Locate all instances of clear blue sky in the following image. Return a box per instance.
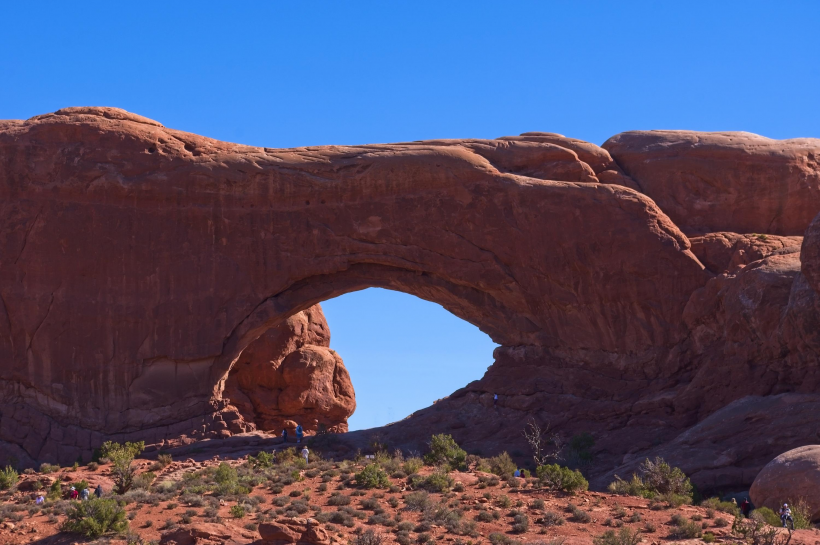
[2,2,818,430]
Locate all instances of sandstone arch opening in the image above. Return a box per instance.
[221,287,498,436]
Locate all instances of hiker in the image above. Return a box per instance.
[80,488,90,501]
[740,498,751,518]
[494,394,498,407]
[95,484,104,498]
[296,424,303,444]
[282,428,288,443]
[780,503,794,529]
[513,469,521,478]
[69,486,78,500]
[35,494,44,505]
[301,446,309,464]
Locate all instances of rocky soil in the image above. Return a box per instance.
[1,447,818,545]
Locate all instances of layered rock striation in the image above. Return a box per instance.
[2,109,820,492]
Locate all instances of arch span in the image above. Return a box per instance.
[0,108,708,468]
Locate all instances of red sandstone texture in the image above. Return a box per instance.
[2,108,820,494]
[223,304,355,434]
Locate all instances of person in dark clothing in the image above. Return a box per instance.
[740,498,751,518]
[95,485,103,498]
[282,428,288,443]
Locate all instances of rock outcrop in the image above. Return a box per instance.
[223,304,355,433]
[2,107,820,494]
[603,131,820,235]
[750,445,820,521]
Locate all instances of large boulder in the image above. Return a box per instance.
[604,131,820,235]
[223,304,355,433]
[750,445,820,521]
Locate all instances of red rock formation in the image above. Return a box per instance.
[603,131,820,235]
[223,304,355,433]
[3,107,820,495]
[750,445,820,521]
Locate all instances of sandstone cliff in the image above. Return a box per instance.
[2,108,820,493]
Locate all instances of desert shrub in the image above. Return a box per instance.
[733,516,794,545]
[355,529,384,545]
[566,503,591,523]
[668,515,700,539]
[289,489,302,497]
[39,462,59,474]
[511,513,529,533]
[249,451,275,469]
[0,466,18,490]
[214,463,238,485]
[356,464,390,489]
[424,434,467,471]
[607,457,692,503]
[714,517,729,527]
[701,497,740,517]
[593,527,641,545]
[703,531,716,543]
[487,452,517,479]
[496,495,512,508]
[488,533,522,545]
[404,491,431,512]
[61,498,129,538]
[541,510,565,527]
[751,507,780,527]
[98,441,145,494]
[230,504,246,519]
[417,469,454,493]
[328,493,352,506]
[157,453,172,467]
[531,499,545,510]
[475,510,494,523]
[788,498,813,529]
[536,464,588,494]
[132,471,156,490]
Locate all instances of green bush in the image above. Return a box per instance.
[230,504,246,518]
[607,457,692,502]
[750,506,780,526]
[214,462,238,485]
[39,462,59,474]
[424,434,466,471]
[355,464,390,489]
[61,498,129,538]
[789,498,813,529]
[593,527,642,545]
[487,452,517,479]
[411,469,454,493]
[668,515,700,539]
[250,451,275,468]
[701,497,739,517]
[0,466,18,490]
[536,464,588,494]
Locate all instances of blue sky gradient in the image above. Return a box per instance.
[2,1,818,429]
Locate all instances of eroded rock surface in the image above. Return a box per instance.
[3,107,820,494]
[750,445,820,521]
[604,131,820,235]
[223,304,355,433]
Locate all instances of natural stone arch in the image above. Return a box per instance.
[0,107,709,467]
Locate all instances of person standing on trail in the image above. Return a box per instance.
[780,503,794,529]
[69,486,77,500]
[740,498,751,518]
[296,424,304,444]
[301,446,309,464]
[282,428,288,443]
[95,484,104,498]
[80,487,89,501]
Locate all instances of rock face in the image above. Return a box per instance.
[603,131,820,235]
[750,446,820,521]
[2,107,820,494]
[223,304,355,433]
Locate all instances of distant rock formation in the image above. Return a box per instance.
[751,445,820,521]
[223,304,355,434]
[2,108,820,494]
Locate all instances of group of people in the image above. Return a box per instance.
[734,497,795,530]
[281,423,305,444]
[67,484,103,501]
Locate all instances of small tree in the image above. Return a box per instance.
[99,441,145,494]
[355,463,390,489]
[424,434,467,471]
[523,418,563,466]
